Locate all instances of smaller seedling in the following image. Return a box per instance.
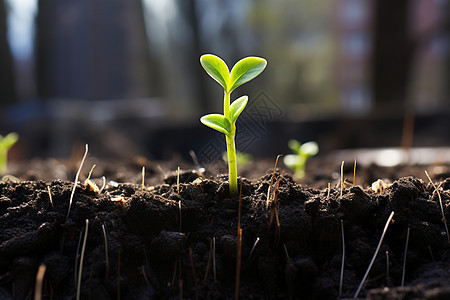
[222,150,252,167]
[283,140,318,179]
[0,132,19,173]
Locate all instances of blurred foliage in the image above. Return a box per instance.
[247,0,338,119]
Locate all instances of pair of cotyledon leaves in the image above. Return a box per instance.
[200,54,267,137]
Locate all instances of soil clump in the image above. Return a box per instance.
[0,158,449,299]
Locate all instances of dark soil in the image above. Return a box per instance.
[1,157,450,299]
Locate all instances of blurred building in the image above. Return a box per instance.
[1,0,450,159]
[333,0,373,115]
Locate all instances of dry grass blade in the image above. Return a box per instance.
[77,219,89,300]
[326,183,331,202]
[102,224,109,279]
[141,266,151,287]
[34,264,47,300]
[266,155,281,210]
[213,237,217,282]
[340,161,344,197]
[67,144,88,221]
[177,166,180,194]
[386,251,390,286]
[178,200,182,232]
[425,171,450,244]
[204,238,213,280]
[354,211,395,299]
[141,166,145,192]
[99,176,106,194]
[401,227,410,286]
[268,178,282,228]
[248,237,260,260]
[339,220,345,299]
[46,185,53,209]
[117,250,121,300]
[87,164,96,180]
[267,178,282,246]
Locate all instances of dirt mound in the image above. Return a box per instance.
[0,166,449,299]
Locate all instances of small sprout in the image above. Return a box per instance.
[283,140,318,179]
[84,164,99,193]
[200,54,267,196]
[371,179,391,194]
[222,151,253,167]
[0,132,19,174]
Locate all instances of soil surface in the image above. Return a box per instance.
[1,157,450,299]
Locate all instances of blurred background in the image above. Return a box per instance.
[1,0,450,163]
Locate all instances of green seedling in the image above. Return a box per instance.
[222,151,253,167]
[0,132,19,174]
[200,54,267,195]
[283,140,318,179]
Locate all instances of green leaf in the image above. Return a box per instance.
[283,154,300,169]
[200,54,230,91]
[200,114,232,136]
[300,141,319,157]
[229,95,248,123]
[229,56,267,93]
[0,133,19,150]
[288,139,301,153]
